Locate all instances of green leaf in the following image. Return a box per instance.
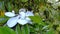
[24,24,30,34]
[21,24,30,34]
[21,26,25,34]
[0,26,16,34]
[0,1,5,10]
[16,24,22,34]
[7,2,12,12]
[46,29,55,34]
[29,16,43,24]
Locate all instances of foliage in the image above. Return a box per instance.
[0,0,60,34]
[0,26,16,34]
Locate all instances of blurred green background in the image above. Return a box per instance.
[0,0,60,34]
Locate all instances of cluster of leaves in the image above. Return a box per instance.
[0,0,60,34]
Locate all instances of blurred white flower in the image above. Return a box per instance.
[47,0,59,3]
[6,8,34,28]
[52,2,60,9]
[5,10,15,17]
[18,8,34,25]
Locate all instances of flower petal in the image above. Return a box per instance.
[19,8,26,12]
[7,16,19,28]
[19,12,26,19]
[26,17,32,24]
[26,17,31,20]
[26,11,34,16]
[5,12,15,17]
[17,19,28,25]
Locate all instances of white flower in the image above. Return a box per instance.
[47,0,59,3]
[6,8,34,28]
[5,10,15,17]
[52,2,60,9]
[17,9,28,25]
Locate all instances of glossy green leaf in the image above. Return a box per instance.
[0,26,16,34]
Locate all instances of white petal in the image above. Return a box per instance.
[26,17,31,21]
[26,11,34,16]
[19,8,26,12]
[17,19,28,25]
[7,16,19,28]
[26,17,32,24]
[19,12,26,19]
[5,12,15,17]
